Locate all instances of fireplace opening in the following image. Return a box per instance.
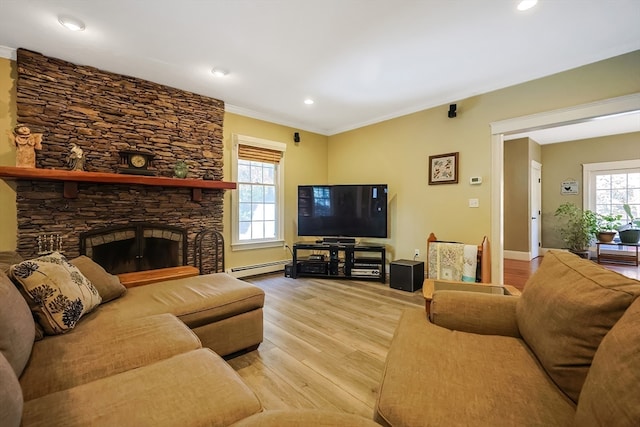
[80,223,187,274]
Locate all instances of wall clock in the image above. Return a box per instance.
[118,150,156,176]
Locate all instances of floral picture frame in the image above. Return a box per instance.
[428,152,458,185]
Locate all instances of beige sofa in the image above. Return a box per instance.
[375,250,640,426]
[1,252,381,426]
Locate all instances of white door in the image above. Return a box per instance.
[530,161,542,259]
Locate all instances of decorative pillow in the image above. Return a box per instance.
[9,252,101,335]
[516,250,640,403]
[70,256,126,303]
[575,297,640,426]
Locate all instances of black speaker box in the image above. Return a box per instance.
[389,260,424,292]
[284,263,294,277]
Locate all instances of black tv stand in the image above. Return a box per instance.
[291,241,386,283]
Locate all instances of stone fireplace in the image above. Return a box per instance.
[80,223,187,274]
[13,49,228,275]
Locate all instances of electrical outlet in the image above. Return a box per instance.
[414,249,420,257]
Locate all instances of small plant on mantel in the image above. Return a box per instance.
[554,202,598,256]
[595,213,622,243]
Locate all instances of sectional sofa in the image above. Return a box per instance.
[0,251,378,426]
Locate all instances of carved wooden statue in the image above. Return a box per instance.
[67,143,85,171]
[8,125,43,168]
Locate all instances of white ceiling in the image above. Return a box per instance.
[0,0,639,136]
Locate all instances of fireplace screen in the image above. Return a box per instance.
[80,223,187,274]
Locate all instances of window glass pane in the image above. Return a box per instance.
[238,184,252,202]
[239,221,251,240]
[251,164,263,183]
[596,190,611,206]
[611,174,627,189]
[264,203,275,220]
[252,222,264,239]
[239,203,253,221]
[238,163,251,183]
[252,185,264,203]
[264,221,275,238]
[252,203,265,221]
[628,173,640,188]
[612,189,627,204]
[263,165,275,184]
[264,186,275,203]
[629,189,640,204]
[596,175,610,189]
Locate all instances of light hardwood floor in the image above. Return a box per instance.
[228,275,424,417]
[229,258,639,417]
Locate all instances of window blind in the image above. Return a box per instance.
[238,145,282,164]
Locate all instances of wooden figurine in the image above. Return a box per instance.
[67,143,85,171]
[8,124,43,168]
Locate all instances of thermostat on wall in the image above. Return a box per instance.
[470,176,482,185]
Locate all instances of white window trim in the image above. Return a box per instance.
[231,134,286,251]
[583,159,640,210]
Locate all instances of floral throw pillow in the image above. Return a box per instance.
[9,252,101,335]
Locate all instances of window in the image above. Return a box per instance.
[584,160,640,221]
[231,134,286,250]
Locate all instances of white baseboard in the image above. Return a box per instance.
[504,250,532,261]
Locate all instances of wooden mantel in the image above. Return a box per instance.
[0,166,236,201]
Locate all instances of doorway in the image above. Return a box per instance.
[490,93,640,284]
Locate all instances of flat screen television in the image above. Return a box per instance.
[297,184,388,238]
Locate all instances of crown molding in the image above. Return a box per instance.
[0,46,17,60]
[225,103,329,136]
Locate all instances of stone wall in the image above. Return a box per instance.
[14,49,227,273]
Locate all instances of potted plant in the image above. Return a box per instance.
[618,204,640,244]
[554,202,598,258]
[595,213,622,243]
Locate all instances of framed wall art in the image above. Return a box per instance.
[428,152,458,185]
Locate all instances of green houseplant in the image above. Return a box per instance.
[554,202,597,257]
[595,213,622,243]
[618,204,640,244]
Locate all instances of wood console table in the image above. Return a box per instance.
[596,242,639,266]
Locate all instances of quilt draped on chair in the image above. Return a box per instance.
[428,242,478,282]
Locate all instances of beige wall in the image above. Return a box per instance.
[504,138,530,252]
[541,131,640,249]
[222,113,328,268]
[328,50,640,262]
[0,58,17,251]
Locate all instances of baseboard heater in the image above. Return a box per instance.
[227,260,289,278]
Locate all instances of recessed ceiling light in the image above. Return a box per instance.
[517,0,538,11]
[304,98,314,105]
[58,15,86,31]
[211,68,228,77]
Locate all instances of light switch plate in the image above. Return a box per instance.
[469,198,479,208]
